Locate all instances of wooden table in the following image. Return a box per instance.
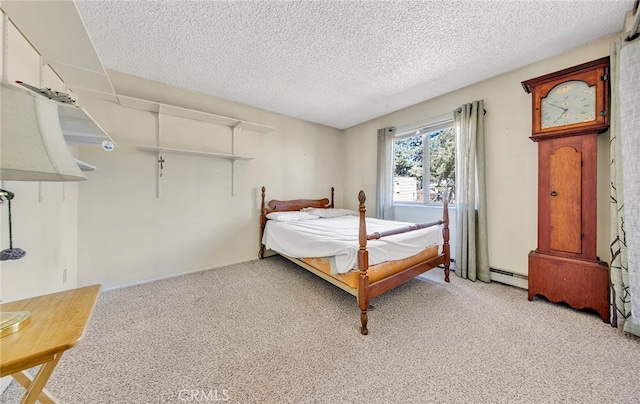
[0,285,101,404]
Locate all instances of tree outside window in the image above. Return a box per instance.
[393,126,455,204]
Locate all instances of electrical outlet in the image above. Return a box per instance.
[62,268,67,284]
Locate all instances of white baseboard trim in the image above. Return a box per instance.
[99,259,530,292]
[490,270,529,289]
[100,258,256,292]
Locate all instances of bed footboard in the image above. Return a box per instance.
[357,191,370,335]
[356,190,450,335]
[259,186,450,335]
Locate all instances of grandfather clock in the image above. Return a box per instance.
[522,57,609,322]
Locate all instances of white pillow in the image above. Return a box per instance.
[266,211,320,221]
[301,208,358,218]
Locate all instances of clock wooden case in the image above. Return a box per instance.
[523,57,609,140]
[522,57,609,322]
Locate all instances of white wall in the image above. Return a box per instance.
[76,72,343,290]
[342,37,614,279]
[0,15,80,303]
[0,7,342,294]
[1,5,619,297]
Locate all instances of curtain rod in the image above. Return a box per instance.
[454,107,487,115]
[394,111,454,135]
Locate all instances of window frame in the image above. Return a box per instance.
[392,119,454,207]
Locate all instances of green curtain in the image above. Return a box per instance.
[376,127,396,220]
[453,100,490,282]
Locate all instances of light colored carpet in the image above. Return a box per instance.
[2,256,639,403]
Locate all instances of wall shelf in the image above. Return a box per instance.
[121,95,272,197]
[136,145,253,161]
[118,95,274,133]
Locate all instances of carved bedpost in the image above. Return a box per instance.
[259,186,267,259]
[442,193,451,283]
[357,190,370,335]
[330,187,335,208]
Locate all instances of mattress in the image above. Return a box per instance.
[263,216,444,274]
[299,245,441,289]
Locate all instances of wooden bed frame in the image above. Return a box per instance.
[259,186,450,335]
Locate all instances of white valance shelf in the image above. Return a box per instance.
[74,158,97,172]
[59,103,117,147]
[58,103,117,173]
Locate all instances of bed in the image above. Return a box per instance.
[259,186,450,335]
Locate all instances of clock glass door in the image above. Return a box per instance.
[549,146,582,254]
[541,80,596,129]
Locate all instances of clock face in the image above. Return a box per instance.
[541,80,596,129]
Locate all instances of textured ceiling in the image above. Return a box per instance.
[75,0,633,129]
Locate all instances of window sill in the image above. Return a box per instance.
[393,202,456,210]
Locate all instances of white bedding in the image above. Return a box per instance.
[263,216,444,274]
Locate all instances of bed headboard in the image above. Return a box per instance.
[261,186,334,213]
[259,186,334,258]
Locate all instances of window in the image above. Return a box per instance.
[393,121,455,205]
